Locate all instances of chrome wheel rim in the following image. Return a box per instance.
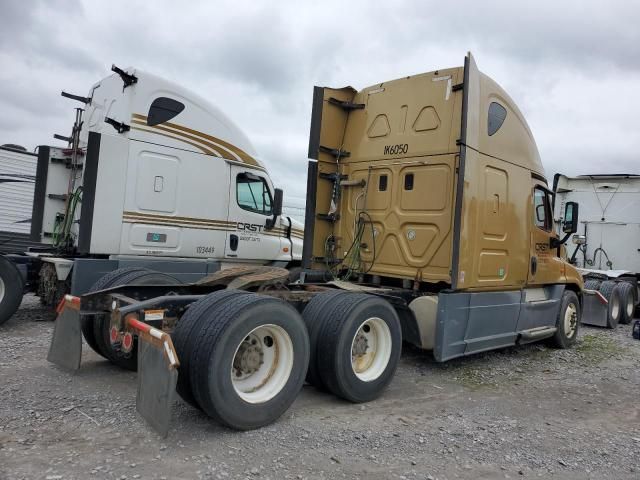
[0,276,5,304]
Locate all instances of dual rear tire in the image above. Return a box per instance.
[173,291,309,430]
[171,289,402,429]
[302,291,402,403]
[82,267,181,370]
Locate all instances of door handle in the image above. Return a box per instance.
[230,234,239,252]
[531,256,538,276]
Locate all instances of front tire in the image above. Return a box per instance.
[551,290,580,348]
[0,257,24,326]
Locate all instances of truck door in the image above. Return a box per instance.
[528,183,564,285]
[226,165,282,261]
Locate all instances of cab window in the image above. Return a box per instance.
[237,173,272,215]
[533,187,552,231]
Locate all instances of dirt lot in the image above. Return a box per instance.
[1,295,639,480]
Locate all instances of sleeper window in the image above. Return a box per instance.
[147,97,185,126]
[237,173,273,215]
[488,102,507,136]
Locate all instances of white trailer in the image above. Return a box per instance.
[0,145,38,252]
[0,65,303,328]
[553,173,640,326]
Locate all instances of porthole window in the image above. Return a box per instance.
[488,102,507,136]
[379,174,388,192]
[147,97,185,126]
[404,173,414,191]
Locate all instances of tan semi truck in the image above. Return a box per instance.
[49,53,594,437]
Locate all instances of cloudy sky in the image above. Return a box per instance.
[1,0,639,207]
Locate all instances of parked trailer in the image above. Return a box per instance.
[0,65,304,329]
[0,145,39,252]
[49,53,604,437]
[553,173,639,327]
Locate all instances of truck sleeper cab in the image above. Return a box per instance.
[48,54,586,437]
[304,52,584,360]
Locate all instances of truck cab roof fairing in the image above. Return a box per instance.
[81,68,264,169]
[464,53,545,179]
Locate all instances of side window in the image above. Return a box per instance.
[236,173,273,215]
[488,102,507,136]
[147,97,185,126]
[533,187,552,231]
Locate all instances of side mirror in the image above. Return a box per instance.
[562,201,579,234]
[265,188,283,230]
[272,188,283,217]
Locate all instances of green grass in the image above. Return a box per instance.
[575,333,627,365]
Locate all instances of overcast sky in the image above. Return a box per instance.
[1,0,639,206]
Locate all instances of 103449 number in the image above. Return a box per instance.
[196,246,215,254]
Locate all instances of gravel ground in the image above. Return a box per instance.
[1,294,639,480]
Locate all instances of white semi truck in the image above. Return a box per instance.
[0,66,304,334]
[553,173,639,327]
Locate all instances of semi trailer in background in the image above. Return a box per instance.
[0,65,304,327]
[554,173,639,327]
[49,53,606,437]
[0,145,38,252]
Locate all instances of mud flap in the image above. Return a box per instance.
[581,289,608,327]
[47,296,82,370]
[136,340,178,438]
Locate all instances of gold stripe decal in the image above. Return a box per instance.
[122,212,296,238]
[131,114,258,166]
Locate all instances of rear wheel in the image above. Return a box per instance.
[617,282,636,324]
[599,281,622,329]
[188,292,309,430]
[315,294,402,403]
[302,290,352,389]
[81,267,148,359]
[550,290,580,348]
[172,289,249,409]
[583,279,602,291]
[0,257,24,326]
[85,268,181,370]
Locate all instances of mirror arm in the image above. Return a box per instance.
[551,232,572,249]
[265,188,283,230]
[265,213,278,230]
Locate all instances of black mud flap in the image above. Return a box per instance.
[136,340,178,438]
[47,298,82,370]
[581,290,608,327]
